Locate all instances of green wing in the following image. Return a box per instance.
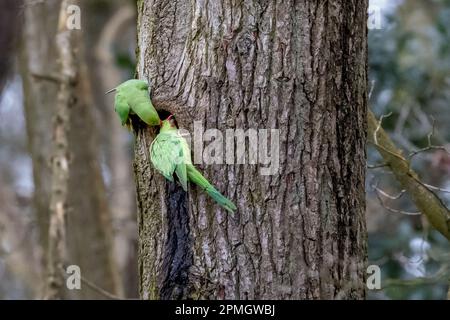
[114,92,130,126]
[175,163,188,191]
[175,131,193,190]
[150,132,188,190]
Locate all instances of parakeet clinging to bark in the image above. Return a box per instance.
[106,79,160,127]
[150,115,237,213]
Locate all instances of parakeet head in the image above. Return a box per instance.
[105,79,149,95]
[119,79,149,92]
[106,78,161,128]
[160,114,177,131]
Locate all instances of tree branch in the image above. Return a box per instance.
[368,110,450,241]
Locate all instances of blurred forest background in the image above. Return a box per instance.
[0,0,449,299]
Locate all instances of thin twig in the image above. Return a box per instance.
[375,186,407,200]
[409,146,449,159]
[31,72,62,83]
[374,112,392,146]
[409,118,450,159]
[371,113,408,163]
[423,184,450,194]
[367,163,389,169]
[374,187,421,216]
[59,266,122,300]
[80,277,122,300]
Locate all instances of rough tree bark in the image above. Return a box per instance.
[135,0,368,299]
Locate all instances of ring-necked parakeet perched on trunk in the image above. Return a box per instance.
[106,79,160,127]
[150,115,237,213]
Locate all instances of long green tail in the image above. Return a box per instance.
[187,165,237,213]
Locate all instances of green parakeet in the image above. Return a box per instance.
[150,115,237,213]
[106,79,160,127]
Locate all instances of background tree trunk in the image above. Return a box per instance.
[65,62,122,299]
[21,0,61,272]
[92,4,139,297]
[0,0,21,92]
[135,0,368,299]
[21,0,120,298]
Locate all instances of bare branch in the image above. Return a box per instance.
[374,112,392,146]
[409,146,449,160]
[409,117,450,159]
[80,277,123,300]
[423,183,450,194]
[367,163,389,169]
[374,186,407,200]
[370,113,409,164]
[31,72,62,83]
[374,188,421,216]
[58,265,122,300]
[368,110,450,240]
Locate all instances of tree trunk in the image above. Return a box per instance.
[135,0,368,299]
[0,0,21,92]
[21,0,120,298]
[45,0,76,298]
[65,62,122,299]
[93,4,139,297]
[21,0,61,268]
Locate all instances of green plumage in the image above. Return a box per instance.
[150,119,237,213]
[114,92,130,126]
[109,79,160,127]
